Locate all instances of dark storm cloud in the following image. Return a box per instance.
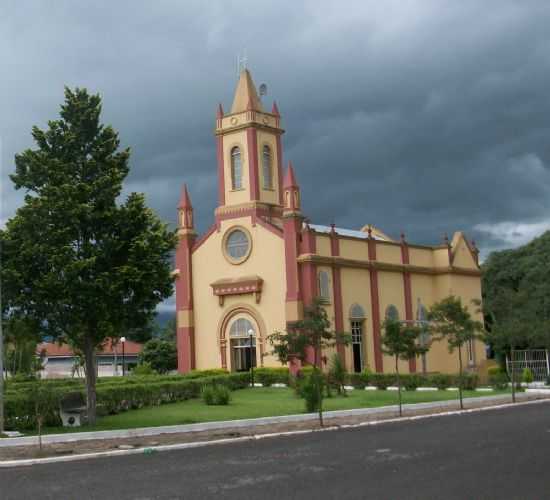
[2,0,550,262]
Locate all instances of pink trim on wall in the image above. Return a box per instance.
[330,231,345,364]
[247,128,260,201]
[299,227,317,365]
[217,135,225,206]
[401,238,416,373]
[177,327,195,372]
[276,134,284,205]
[284,216,302,301]
[367,235,383,372]
[176,232,195,373]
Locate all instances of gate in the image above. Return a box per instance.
[506,349,550,382]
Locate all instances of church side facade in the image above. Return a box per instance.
[175,69,485,375]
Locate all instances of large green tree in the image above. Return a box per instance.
[1,88,177,423]
[482,231,550,353]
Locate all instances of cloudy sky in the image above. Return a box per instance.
[2,1,550,267]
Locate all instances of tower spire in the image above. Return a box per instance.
[283,161,301,215]
[230,69,263,113]
[178,184,194,231]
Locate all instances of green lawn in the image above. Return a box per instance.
[43,387,510,434]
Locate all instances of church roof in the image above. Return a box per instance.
[231,69,264,113]
[308,224,392,241]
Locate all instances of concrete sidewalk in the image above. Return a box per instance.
[0,392,543,449]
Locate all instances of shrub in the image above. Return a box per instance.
[427,374,453,390]
[202,385,231,406]
[522,368,534,384]
[345,372,369,389]
[132,362,157,376]
[328,354,347,395]
[370,373,395,390]
[401,374,423,391]
[455,373,479,390]
[254,367,289,387]
[488,367,509,390]
[298,370,325,412]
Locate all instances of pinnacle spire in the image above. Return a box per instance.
[271,101,280,116]
[230,69,263,113]
[283,161,298,188]
[217,103,224,118]
[178,184,193,209]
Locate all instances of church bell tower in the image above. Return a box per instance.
[215,69,285,221]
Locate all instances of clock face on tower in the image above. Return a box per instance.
[223,227,252,264]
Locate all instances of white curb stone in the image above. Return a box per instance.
[343,386,355,391]
[417,387,438,392]
[387,386,399,391]
[365,386,377,391]
[475,388,494,392]
[271,383,287,388]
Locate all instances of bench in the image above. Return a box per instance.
[59,392,88,427]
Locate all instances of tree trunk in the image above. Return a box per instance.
[83,338,97,425]
[510,345,516,403]
[314,340,323,427]
[396,356,402,417]
[458,345,464,410]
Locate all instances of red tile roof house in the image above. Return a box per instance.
[37,339,143,378]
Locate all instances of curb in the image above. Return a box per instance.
[0,393,528,449]
[1,398,549,468]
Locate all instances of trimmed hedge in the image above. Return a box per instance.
[254,367,290,386]
[4,372,249,431]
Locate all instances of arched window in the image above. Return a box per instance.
[385,305,400,322]
[229,317,255,338]
[350,304,366,319]
[262,145,273,189]
[231,147,242,190]
[349,304,366,372]
[318,271,330,302]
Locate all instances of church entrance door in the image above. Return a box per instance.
[228,316,258,372]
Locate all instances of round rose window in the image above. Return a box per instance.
[225,229,250,262]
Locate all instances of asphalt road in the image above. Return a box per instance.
[2,401,550,500]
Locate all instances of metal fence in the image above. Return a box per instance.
[506,349,550,382]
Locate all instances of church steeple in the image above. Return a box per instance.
[283,161,301,216]
[178,184,195,233]
[215,68,285,216]
[231,69,264,113]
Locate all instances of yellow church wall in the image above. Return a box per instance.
[315,235,332,257]
[256,130,280,206]
[340,238,368,261]
[222,129,250,207]
[375,243,402,265]
[377,270,409,373]
[191,216,286,370]
[452,238,477,269]
[408,247,434,268]
[433,247,450,268]
[340,267,373,372]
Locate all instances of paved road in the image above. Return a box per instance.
[2,401,550,500]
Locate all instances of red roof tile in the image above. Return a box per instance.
[37,338,143,357]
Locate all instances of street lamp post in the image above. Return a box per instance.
[248,329,255,388]
[121,337,126,377]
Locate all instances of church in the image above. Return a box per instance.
[174,68,485,376]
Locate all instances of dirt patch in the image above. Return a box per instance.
[1,393,547,462]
